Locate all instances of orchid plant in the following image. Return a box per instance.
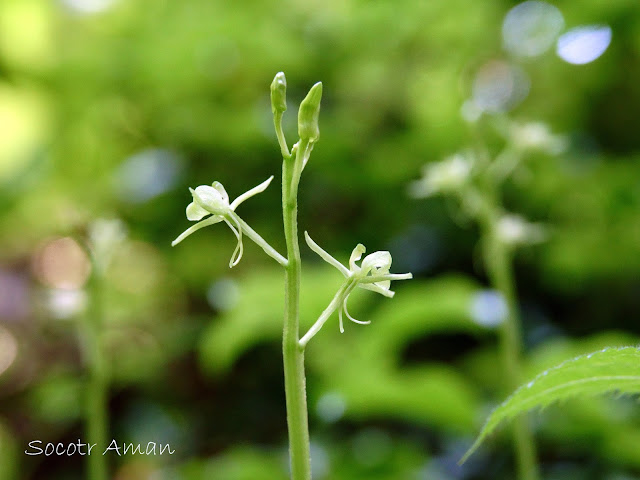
[172,73,411,479]
[411,119,564,480]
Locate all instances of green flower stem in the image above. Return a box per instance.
[299,280,354,348]
[228,212,288,267]
[479,209,539,480]
[281,149,311,480]
[274,111,291,159]
[289,140,312,201]
[83,265,108,480]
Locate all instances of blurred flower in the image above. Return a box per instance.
[304,232,412,332]
[510,122,567,154]
[409,153,474,198]
[496,214,547,246]
[172,176,273,268]
[88,218,127,273]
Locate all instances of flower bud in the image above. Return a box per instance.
[298,81,322,142]
[270,72,287,114]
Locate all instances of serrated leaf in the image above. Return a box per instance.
[462,346,640,463]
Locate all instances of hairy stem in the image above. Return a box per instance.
[282,152,311,479]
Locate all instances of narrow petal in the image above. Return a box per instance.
[343,294,370,325]
[349,244,366,272]
[186,201,210,221]
[358,282,395,298]
[211,181,229,204]
[338,307,344,333]
[171,216,224,246]
[230,176,274,211]
[304,231,350,276]
[360,273,413,283]
[224,217,244,268]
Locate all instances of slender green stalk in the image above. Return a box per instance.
[281,149,312,479]
[300,281,353,348]
[84,268,108,480]
[229,212,288,267]
[480,214,539,480]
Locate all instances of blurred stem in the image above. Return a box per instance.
[83,264,108,480]
[467,120,538,480]
[281,147,311,479]
[479,207,539,480]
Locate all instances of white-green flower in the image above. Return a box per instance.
[510,121,567,155]
[495,214,547,247]
[409,152,474,198]
[302,232,412,339]
[172,176,274,268]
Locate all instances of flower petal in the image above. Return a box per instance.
[343,294,370,325]
[304,231,350,276]
[338,306,344,333]
[186,201,210,221]
[358,282,395,298]
[362,251,392,271]
[193,185,229,215]
[349,244,366,272]
[230,176,274,211]
[171,215,224,246]
[211,181,229,204]
[360,273,413,283]
[224,217,244,268]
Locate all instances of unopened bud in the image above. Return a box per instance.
[298,82,322,142]
[270,72,287,114]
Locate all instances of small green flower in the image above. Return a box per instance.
[304,232,412,333]
[172,176,274,267]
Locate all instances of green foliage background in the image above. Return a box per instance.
[1,0,640,479]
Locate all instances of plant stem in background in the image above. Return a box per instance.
[281,146,312,479]
[83,267,108,480]
[480,213,539,480]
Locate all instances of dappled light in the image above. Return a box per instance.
[502,1,564,57]
[32,237,91,290]
[556,25,612,65]
[0,0,639,479]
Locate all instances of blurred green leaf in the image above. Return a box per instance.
[463,346,640,462]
